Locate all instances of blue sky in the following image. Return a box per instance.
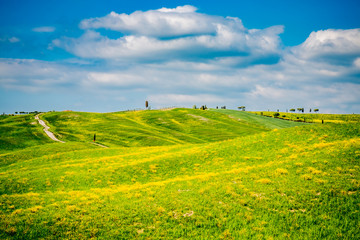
[1,0,360,113]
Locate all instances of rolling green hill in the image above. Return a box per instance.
[40,108,280,147]
[0,115,51,153]
[0,109,359,239]
[210,109,306,129]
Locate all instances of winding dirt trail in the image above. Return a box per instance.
[35,114,65,143]
[35,114,108,147]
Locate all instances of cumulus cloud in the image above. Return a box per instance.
[52,5,284,62]
[54,7,284,62]
[79,5,231,37]
[32,26,56,33]
[290,28,360,65]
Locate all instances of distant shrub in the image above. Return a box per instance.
[297,108,304,113]
[273,112,280,118]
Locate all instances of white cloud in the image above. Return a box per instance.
[354,58,360,68]
[49,5,285,62]
[290,28,360,64]
[85,72,149,87]
[157,5,197,13]
[53,31,200,60]
[2,37,21,43]
[53,26,283,61]
[0,58,81,92]
[246,82,360,112]
[9,37,20,43]
[148,94,230,106]
[32,26,56,33]
[80,5,232,37]
[1,50,359,113]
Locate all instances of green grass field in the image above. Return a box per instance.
[0,115,51,153]
[0,109,359,239]
[211,109,306,129]
[251,111,360,124]
[40,108,277,147]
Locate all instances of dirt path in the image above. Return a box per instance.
[35,114,65,143]
[91,142,108,148]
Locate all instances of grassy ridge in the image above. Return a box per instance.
[210,109,306,129]
[1,112,359,239]
[0,115,51,153]
[41,108,270,147]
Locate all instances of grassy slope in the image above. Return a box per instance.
[0,110,359,239]
[251,111,360,123]
[210,109,306,129]
[0,115,51,154]
[41,108,270,147]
